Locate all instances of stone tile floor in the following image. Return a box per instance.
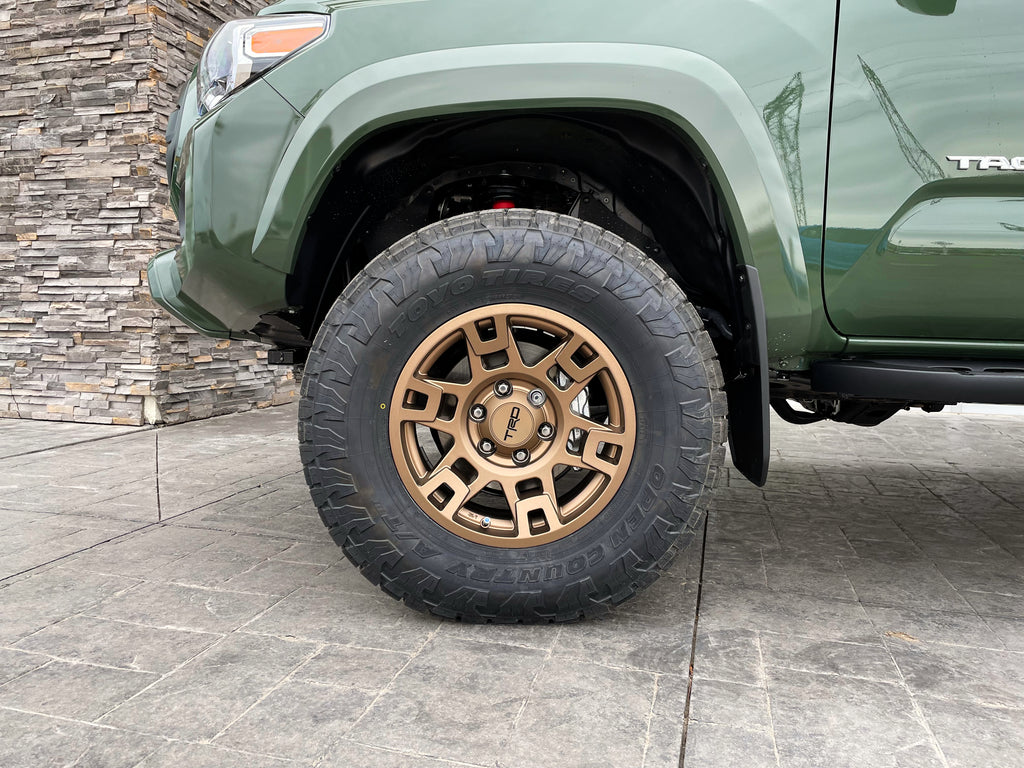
[690,410,1024,768]
[0,404,1021,767]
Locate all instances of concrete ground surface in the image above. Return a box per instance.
[0,403,1020,768]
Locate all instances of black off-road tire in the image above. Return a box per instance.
[299,210,725,622]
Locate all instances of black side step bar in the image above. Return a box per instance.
[811,359,1024,405]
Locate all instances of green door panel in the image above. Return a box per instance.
[251,0,840,364]
[825,0,1024,343]
[827,179,1024,339]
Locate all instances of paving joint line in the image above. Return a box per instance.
[0,425,156,461]
[505,625,559,745]
[677,513,710,768]
[0,655,52,691]
[333,737,492,768]
[755,633,783,766]
[881,638,953,768]
[832,552,956,765]
[154,432,161,522]
[124,739,299,768]
[341,621,444,739]
[233,631,417,658]
[90,589,298,726]
[0,571,144,651]
[209,641,324,743]
[0,649,164,677]
[0,482,296,586]
[0,703,158,733]
[65,613,227,637]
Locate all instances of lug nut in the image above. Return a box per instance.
[494,379,512,397]
[469,404,487,422]
[478,439,496,456]
[538,422,554,440]
[512,448,531,466]
[528,388,546,406]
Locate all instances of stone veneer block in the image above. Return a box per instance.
[0,0,296,425]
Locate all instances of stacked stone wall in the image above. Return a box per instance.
[0,0,295,425]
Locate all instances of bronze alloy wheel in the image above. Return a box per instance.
[389,303,636,548]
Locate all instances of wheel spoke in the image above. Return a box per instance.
[558,416,630,477]
[555,335,606,384]
[464,311,512,357]
[536,471,567,530]
[561,376,593,403]
[540,335,607,407]
[418,466,471,516]
[579,427,630,476]
[396,376,466,430]
[421,376,474,398]
[421,447,467,483]
[421,459,497,511]
[525,338,569,379]
[564,412,613,434]
[463,312,527,376]
[396,378,445,425]
[498,479,522,522]
[502,476,564,538]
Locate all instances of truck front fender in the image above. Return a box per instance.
[256,43,811,359]
[256,43,806,485]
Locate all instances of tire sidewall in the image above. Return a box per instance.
[304,211,719,616]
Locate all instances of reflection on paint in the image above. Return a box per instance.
[764,72,807,226]
[858,55,944,185]
[823,194,1024,339]
[885,197,1024,258]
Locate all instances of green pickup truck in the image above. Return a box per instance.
[150,0,1024,621]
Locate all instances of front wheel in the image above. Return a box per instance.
[299,210,725,622]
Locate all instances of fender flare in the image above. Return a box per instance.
[257,42,790,484]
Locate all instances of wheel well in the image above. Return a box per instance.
[274,109,750,374]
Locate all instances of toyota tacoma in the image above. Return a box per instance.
[150,0,1024,621]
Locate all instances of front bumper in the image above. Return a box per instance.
[148,249,233,338]
[149,73,303,338]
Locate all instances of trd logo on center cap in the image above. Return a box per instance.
[504,406,521,441]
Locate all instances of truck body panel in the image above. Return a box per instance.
[149,0,1024,387]
[154,0,845,365]
[824,0,1024,344]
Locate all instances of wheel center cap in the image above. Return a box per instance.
[489,400,536,449]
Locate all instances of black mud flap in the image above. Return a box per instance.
[726,265,770,486]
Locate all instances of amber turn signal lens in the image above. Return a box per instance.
[249,26,323,56]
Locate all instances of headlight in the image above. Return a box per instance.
[197,14,328,115]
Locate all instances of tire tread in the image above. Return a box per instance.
[299,210,725,622]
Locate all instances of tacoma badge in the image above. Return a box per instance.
[947,155,1024,171]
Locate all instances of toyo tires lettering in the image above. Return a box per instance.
[479,268,600,300]
[387,271,599,337]
[401,275,475,324]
